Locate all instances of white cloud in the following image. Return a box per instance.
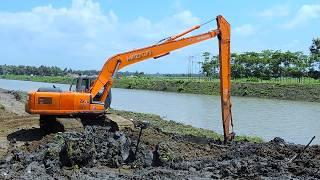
[125,10,200,41]
[0,0,202,72]
[259,5,290,19]
[284,4,320,28]
[234,24,255,36]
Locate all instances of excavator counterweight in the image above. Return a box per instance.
[25,15,234,142]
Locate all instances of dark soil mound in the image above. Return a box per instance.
[0,126,319,179]
[0,126,153,179]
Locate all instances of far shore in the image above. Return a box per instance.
[1,74,320,103]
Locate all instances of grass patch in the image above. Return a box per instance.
[111,109,263,143]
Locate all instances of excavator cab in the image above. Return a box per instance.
[70,76,112,107]
[69,76,96,92]
[69,76,112,108]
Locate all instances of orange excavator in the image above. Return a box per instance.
[25,15,235,142]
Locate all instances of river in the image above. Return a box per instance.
[0,78,319,144]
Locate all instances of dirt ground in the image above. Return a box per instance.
[0,89,84,158]
[0,89,38,157]
[0,89,319,179]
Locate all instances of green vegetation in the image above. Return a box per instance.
[310,38,320,64]
[0,65,99,76]
[202,51,319,80]
[0,74,73,84]
[112,109,263,143]
[113,77,320,102]
[201,38,320,80]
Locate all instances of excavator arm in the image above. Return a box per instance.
[90,15,234,142]
[90,29,219,99]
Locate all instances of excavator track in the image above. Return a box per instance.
[39,115,65,134]
[105,113,134,131]
[38,113,134,134]
[80,113,134,131]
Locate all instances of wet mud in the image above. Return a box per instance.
[0,124,319,179]
[0,89,319,179]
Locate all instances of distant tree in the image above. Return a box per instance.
[138,72,144,77]
[63,68,68,74]
[211,55,219,75]
[310,38,320,69]
[201,52,214,77]
[309,38,320,79]
[310,38,320,58]
[231,53,242,78]
[202,52,210,62]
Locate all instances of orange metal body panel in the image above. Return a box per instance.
[60,92,75,110]
[217,16,234,142]
[34,92,60,111]
[72,92,90,111]
[26,91,105,115]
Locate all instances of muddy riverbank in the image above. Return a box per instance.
[0,119,319,179]
[0,89,319,179]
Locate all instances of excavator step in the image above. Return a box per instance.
[106,113,134,131]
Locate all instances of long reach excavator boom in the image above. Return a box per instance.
[25,15,234,142]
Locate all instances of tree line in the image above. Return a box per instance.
[0,65,99,76]
[1,38,319,80]
[201,38,320,80]
[0,64,149,77]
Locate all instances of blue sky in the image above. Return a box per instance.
[0,0,319,73]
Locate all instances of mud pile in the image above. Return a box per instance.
[0,126,153,179]
[0,125,319,179]
[157,139,320,179]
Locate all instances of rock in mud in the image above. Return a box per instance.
[152,142,176,166]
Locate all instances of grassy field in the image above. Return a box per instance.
[1,74,320,102]
[140,76,320,85]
